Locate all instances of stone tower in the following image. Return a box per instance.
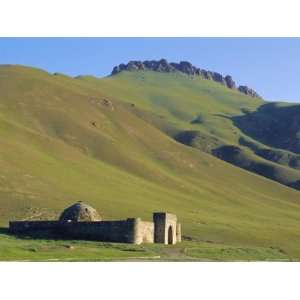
[153,212,181,244]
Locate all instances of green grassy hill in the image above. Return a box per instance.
[1,65,300,260]
[78,70,300,190]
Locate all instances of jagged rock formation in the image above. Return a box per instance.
[111,59,261,98]
[238,86,260,98]
[224,75,236,89]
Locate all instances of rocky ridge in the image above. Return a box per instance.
[111,59,261,98]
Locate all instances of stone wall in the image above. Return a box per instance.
[164,213,177,245]
[62,219,134,243]
[153,213,166,243]
[128,218,154,244]
[153,213,179,244]
[9,220,136,243]
[176,223,182,243]
[9,214,180,245]
[139,221,154,243]
[9,221,60,234]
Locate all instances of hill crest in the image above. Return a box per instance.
[111,59,261,98]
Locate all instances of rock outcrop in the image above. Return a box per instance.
[238,86,260,98]
[111,59,261,98]
[224,75,236,89]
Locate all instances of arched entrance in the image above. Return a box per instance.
[168,226,173,244]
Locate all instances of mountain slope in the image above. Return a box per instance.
[1,65,300,257]
[77,69,300,190]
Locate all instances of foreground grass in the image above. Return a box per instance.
[0,231,292,262]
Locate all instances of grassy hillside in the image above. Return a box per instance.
[233,102,300,155]
[78,71,300,189]
[1,65,300,260]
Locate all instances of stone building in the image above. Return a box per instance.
[9,202,181,245]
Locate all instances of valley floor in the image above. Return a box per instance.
[0,229,293,262]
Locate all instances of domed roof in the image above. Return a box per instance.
[59,202,101,222]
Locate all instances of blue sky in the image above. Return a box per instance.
[0,38,299,101]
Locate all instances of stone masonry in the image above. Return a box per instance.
[9,202,181,245]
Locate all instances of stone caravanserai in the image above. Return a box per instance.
[9,202,181,245]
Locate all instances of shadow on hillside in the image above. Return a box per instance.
[232,102,300,154]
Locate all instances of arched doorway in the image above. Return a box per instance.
[168,226,173,244]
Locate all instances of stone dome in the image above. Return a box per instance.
[59,202,101,222]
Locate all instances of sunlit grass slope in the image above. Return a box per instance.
[78,71,300,190]
[1,65,300,259]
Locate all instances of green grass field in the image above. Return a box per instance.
[1,65,300,261]
[0,229,291,261]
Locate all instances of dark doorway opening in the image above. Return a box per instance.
[168,226,173,244]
